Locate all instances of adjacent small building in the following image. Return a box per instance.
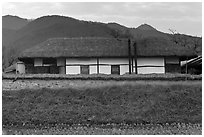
[181,56,202,74]
[4,64,16,74]
[18,37,196,75]
[4,61,25,74]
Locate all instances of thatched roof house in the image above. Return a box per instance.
[18,37,196,75]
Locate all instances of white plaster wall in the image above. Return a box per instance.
[66,58,97,74]
[138,67,165,74]
[99,66,111,74]
[99,58,129,75]
[120,65,129,75]
[100,58,128,65]
[65,57,166,75]
[66,66,80,74]
[137,57,164,66]
[34,58,42,66]
[90,66,97,74]
[66,58,97,65]
[16,63,25,74]
[66,58,129,75]
[66,66,97,75]
[133,57,165,74]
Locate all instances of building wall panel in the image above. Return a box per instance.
[120,65,129,75]
[165,64,180,73]
[64,57,171,75]
[133,57,165,74]
[90,66,97,74]
[59,66,66,74]
[66,58,97,74]
[65,58,129,75]
[99,58,129,75]
[35,66,49,74]
[50,66,59,74]
[138,67,165,74]
[16,62,25,74]
[66,58,97,65]
[137,57,164,66]
[99,58,128,65]
[25,64,34,74]
[34,58,43,66]
[165,57,179,64]
[57,58,65,66]
[99,66,111,74]
[66,66,80,74]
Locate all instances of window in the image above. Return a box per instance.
[43,58,57,66]
[80,65,89,74]
[165,57,179,64]
[165,57,180,73]
[111,65,120,75]
[34,58,42,66]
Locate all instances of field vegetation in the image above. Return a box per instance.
[2,73,202,81]
[3,123,202,135]
[2,81,202,134]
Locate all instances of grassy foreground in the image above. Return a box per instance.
[2,73,202,81]
[3,123,202,135]
[2,81,202,134]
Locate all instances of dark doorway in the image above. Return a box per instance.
[80,65,89,74]
[111,65,120,75]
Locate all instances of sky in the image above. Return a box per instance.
[2,2,202,36]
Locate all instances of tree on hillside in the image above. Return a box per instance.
[169,29,188,46]
[8,47,16,66]
[169,28,202,75]
[192,37,202,54]
[169,29,190,75]
[2,46,7,71]
[111,29,133,39]
[3,46,16,72]
[169,28,201,54]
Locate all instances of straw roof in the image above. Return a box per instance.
[136,37,196,57]
[19,37,196,58]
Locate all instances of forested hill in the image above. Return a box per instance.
[2,15,202,71]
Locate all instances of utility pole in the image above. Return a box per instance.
[185,57,188,74]
[134,42,138,74]
[185,57,188,81]
[128,39,131,74]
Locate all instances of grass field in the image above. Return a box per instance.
[3,123,202,135]
[2,73,202,81]
[2,79,201,91]
[2,80,202,135]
